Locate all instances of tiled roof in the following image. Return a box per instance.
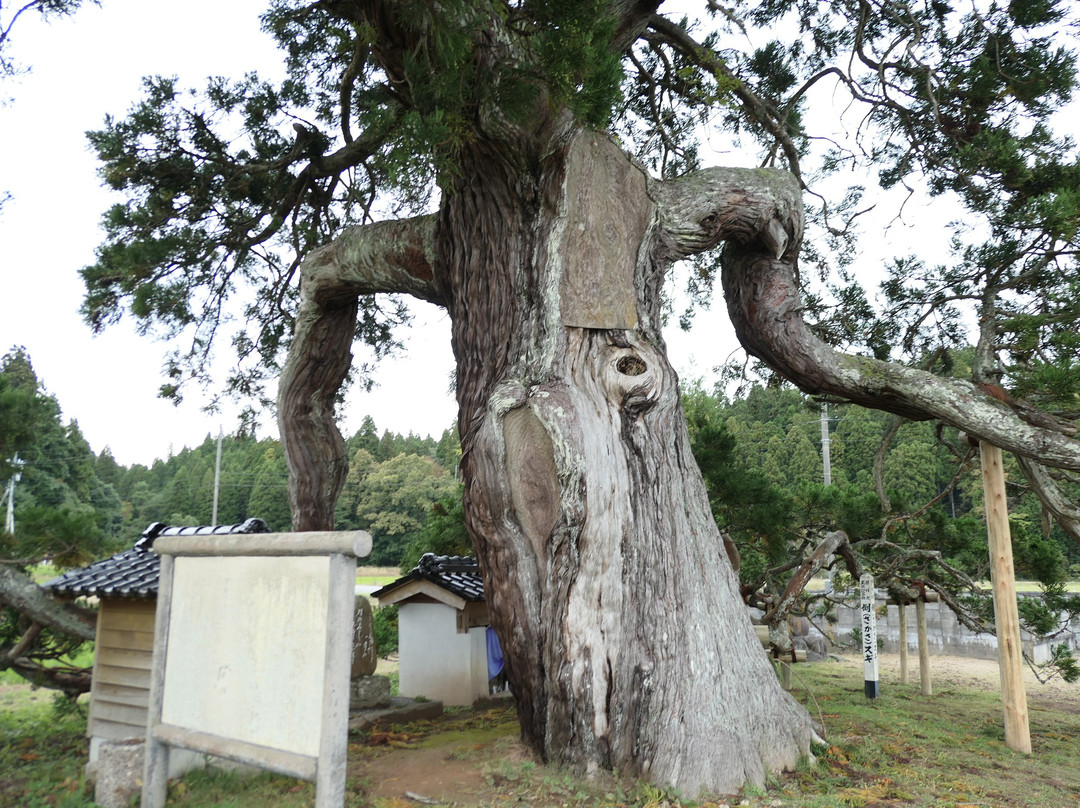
[372,553,485,603]
[44,519,269,600]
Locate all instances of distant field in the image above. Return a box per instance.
[357,566,401,586]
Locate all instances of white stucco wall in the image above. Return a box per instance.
[398,602,489,706]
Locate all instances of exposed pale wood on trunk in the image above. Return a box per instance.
[278,131,822,793]
[443,134,815,793]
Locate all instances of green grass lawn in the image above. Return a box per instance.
[3,655,1077,807]
[356,566,401,587]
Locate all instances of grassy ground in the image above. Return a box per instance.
[2,655,1077,807]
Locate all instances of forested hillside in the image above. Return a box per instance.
[0,347,462,568]
[5,342,1077,585]
[686,379,1080,583]
[4,344,1079,690]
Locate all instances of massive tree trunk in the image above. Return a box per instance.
[280,131,816,794]
[445,134,814,791]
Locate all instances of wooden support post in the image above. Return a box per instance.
[898,601,909,684]
[916,598,932,697]
[979,441,1032,755]
[780,661,792,690]
[142,554,175,808]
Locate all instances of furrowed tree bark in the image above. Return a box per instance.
[279,216,441,530]
[280,133,817,794]
[444,133,813,793]
[0,564,95,642]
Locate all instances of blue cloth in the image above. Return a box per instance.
[486,626,504,679]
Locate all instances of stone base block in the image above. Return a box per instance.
[92,738,144,808]
[351,674,392,710]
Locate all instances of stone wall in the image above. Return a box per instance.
[827,593,1080,664]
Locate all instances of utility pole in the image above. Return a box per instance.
[211,428,223,525]
[820,403,832,486]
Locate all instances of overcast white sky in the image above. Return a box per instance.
[0,0,747,467]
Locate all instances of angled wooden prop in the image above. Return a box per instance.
[979,442,1032,755]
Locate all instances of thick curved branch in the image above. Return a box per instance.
[717,208,1080,471]
[6,657,92,694]
[300,214,443,306]
[650,166,801,262]
[279,215,442,531]
[0,565,96,643]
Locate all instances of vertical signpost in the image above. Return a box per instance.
[916,596,933,696]
[860,573,880,699]
[897,599,909,684]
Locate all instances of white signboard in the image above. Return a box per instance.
[143,531,370,808]
[860,572,880,699]
[161,555,330,756]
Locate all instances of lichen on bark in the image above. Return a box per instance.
[279,130,820,794]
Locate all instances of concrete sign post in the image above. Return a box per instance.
[860,573,880,699]
[142,530,371,808]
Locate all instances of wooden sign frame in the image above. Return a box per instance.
[142,531,371,808]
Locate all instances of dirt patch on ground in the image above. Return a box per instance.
[356,743,491,803]
[0,682,53,711]
[836,651,1080,712]
[354,736,535,805]
[348,703,542,807]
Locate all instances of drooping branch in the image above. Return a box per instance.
[279,215,442,531]
[764,529,849,626]
[718,214,1080,471]
[5,656,92,695]
[0,564,96,643]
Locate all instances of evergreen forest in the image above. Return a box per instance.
[4,343,1078,693]
[5,342,1080,578]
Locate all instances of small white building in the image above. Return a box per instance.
[372,555,499,706]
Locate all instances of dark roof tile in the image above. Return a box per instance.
[44,519,269,600]
[372,553,485,603]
